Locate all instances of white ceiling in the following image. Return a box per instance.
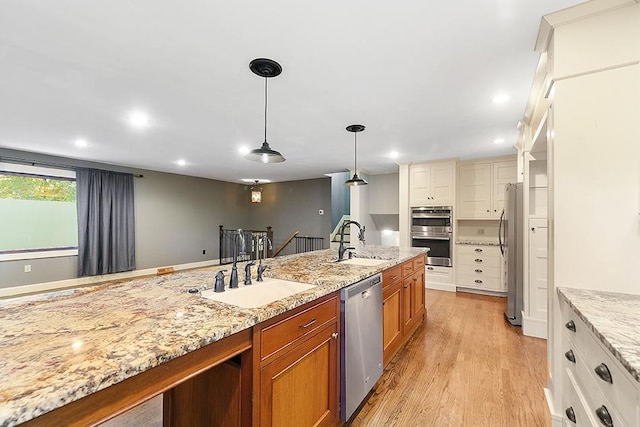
[0,0,584,183]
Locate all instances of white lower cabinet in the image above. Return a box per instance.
[560,299,639,427]
[455,244,505,293]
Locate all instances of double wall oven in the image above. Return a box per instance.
[411,206,452,267]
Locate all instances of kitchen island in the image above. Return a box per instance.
[0,245,426,426]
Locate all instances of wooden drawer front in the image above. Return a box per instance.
[382,265,402,289]
[457,245,500,257]
[457,264,500,279]
[425,265,453,284]
[457,275,502,291]
[412,255,425,271]
[457,253,501,268]
[401,260,414,277]
[260,296,338,362]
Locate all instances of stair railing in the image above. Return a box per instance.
[272,230,299,257]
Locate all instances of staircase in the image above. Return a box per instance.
[330,215,351,248]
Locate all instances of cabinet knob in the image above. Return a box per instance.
[565,320,576,332]
[474,279,483,284]
[594,363,613,384]
[564,349,576,364]
[565,407,576,423]
[595,406,613,427]
[474,258,483,263]
[331,332,339,340]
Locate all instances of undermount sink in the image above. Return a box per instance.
[335,258,389,267]
[200,277,316,308]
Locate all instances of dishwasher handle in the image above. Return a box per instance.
[361,289,371,299]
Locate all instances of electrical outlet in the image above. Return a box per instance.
[477,228,485,235]
[24,265,31,273]
[318,209,324,215]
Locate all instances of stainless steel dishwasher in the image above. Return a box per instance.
[340,273,383,421]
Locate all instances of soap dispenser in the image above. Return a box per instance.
[214,270,227,293]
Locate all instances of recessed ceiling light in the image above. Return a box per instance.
[389,150,399,159]
[241,178,272,183]
[494,138,505,144]
[175,159,187,166]
[492,93,510,104]
[238,146,250,155]
[74,138,89,148]
[126,109,151,130]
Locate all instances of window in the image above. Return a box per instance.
[0,162,78,261]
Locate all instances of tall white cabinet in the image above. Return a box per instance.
[518,1,640,425]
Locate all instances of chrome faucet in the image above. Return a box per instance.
[229,229,245,289]
[256,236,272,282]
[338,220,365,261]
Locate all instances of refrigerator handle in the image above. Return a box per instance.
[498,209,505,256]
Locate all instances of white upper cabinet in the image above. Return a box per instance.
[457,158,517,219]
[409,161,455,207]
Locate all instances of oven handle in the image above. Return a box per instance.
[411,214,452,219]
[411,236,451,240]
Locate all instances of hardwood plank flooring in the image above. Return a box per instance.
[350,289,549,427]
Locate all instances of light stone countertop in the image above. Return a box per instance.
[557,287,640,383]
[456,240,500,246]
[0,245,426,426]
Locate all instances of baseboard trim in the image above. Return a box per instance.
[456,286,507,297]
[426,282,457,292]
[0,259,221,298]
[545,387,563,427]
[523,315,548,339]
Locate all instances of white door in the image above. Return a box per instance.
[529,218,548,322]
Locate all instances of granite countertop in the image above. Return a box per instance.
[456,240,500,246]
[0,245,426,426]
[557,287,640,382]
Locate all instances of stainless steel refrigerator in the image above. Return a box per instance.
[499,182,524,326]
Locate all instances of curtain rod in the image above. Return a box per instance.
[0,155,144,178]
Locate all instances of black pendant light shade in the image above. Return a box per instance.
[345,124,368,186]
[246,58,286,164]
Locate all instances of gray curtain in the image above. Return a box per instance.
[76,168,136,276]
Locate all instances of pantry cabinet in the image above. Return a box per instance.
[382,255,426,366]
[409,161,455,207]
[253,293,340,427]
[457,158,517,219]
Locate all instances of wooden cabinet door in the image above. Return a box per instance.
[260,323,339,427]
[413,267,426,319]
[382,280,403,366]
[458,162,492,218]
[401,276,414,333]
[409,164,431,206]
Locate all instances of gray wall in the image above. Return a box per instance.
[0,149,331,289]
[328,172,351,230]
[245,178,332,256]
[0,148,247,289]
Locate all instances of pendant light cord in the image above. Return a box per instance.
[264,77,268,143]
[354,132,357,174]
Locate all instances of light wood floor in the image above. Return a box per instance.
[100,289,549,427]
[351,289,549,427]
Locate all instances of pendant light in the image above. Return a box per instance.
[250,180,263,203]
[345,124,368,186]
[245,58,286,163]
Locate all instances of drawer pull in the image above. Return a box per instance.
[594,363,613,384]
[564,350,576,364]
[475,269,483,273]
[427,267,434,271]
[299,318,317,329]
[565,406,576,423]
[565,320,576,332]
[331,332,339,340]
[390,275,398,280]
[474,248,483,252]
[595,405,613,427]
[474,258,483,263]
[474,279,483,284]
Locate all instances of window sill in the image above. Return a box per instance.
[0,249,78,262]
